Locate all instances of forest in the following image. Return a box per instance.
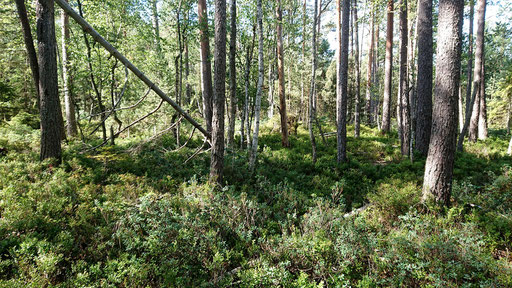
[1,0,512,286]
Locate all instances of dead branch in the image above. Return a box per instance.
[84,99,164,152]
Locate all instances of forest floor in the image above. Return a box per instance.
[1,115,512,287]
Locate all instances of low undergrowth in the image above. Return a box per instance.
[1,117,511,287]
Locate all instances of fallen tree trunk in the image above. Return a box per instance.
[55,0,210,139]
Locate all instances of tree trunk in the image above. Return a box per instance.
[478,59,487,139]
[61,0,77,138]
[365,10,374,126]
[408,11,417,160]
[464,0,474,130]
[210,0,227,184]
[185,33,191,106]
[249,0,264,170]
[507,101,511,135]
[353,0,361,138]
[398,0,410,156]
[337,0,350,163]
[37,0,63,163]
[267,62,274,118]
[300,0,307,123]
[15,0,40,109]
[381,0,394,134]
[373,20,381,129]
[458,0,485,150]
[227,0,237,148]
[276,0,289,147]
[241,24,256,149]
[415,0,433,155]
[468,85,480,142]
[175,5,183,147]
[151,0,161,51]
[459,83,464,131]
[508,133,512,156]
[309,0,319,164]
[422,0,463,206]
[198,0,213,133]
[468,0,486,142]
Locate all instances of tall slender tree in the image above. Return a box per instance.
[249,0,264,170]
[210,0,227,184]
[398,0,410,156]
[408,8,417,160]
[458,0,485,150]
[198,0,213,133]
[381,0,394,134]
[241,24,256,149]
[15,0,40,108]
[353,0,361,138]
[415,0,433,155]
[276,0,289,147]
[468,0,486,142]
[310,0,319,163]
[464,0,474,131]
[227,0,237,148]
[365,10,374,126]
[422,0,463,206]
[337,0,350,163]
[37,0,63,163]
[300,0,307,122]
[478,59,488,139]
[61,0,77,137]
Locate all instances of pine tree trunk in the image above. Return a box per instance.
[300,0,307,123]
[422,0,463,206]
[198,0,213,133]
[337,0,350,163]
[408,9,417,159]
[365,10,374,126]
[468,1,486,142]
[459,83,464,131]
[398,0,410,156]
[276,0,289,147]
[210,0,227,184]
[373,20,381,129]
[249,0,264,170]
[353,0,361,138]
[241,24,256,149]
[464,0,474,129]
[15,0,40,109]
[415,0,433,155]
[310,0,319,164]
[458,0,485,150]
[478,59,487,139]
[468,87,480,142]
[381,0,394,134]
[227,0,237,148]
[37,0,63,163]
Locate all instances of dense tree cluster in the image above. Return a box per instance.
[1,0,512,285]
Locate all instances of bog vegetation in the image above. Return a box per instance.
[1,0,512,286]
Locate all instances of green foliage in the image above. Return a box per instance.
[1,122,512,286]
